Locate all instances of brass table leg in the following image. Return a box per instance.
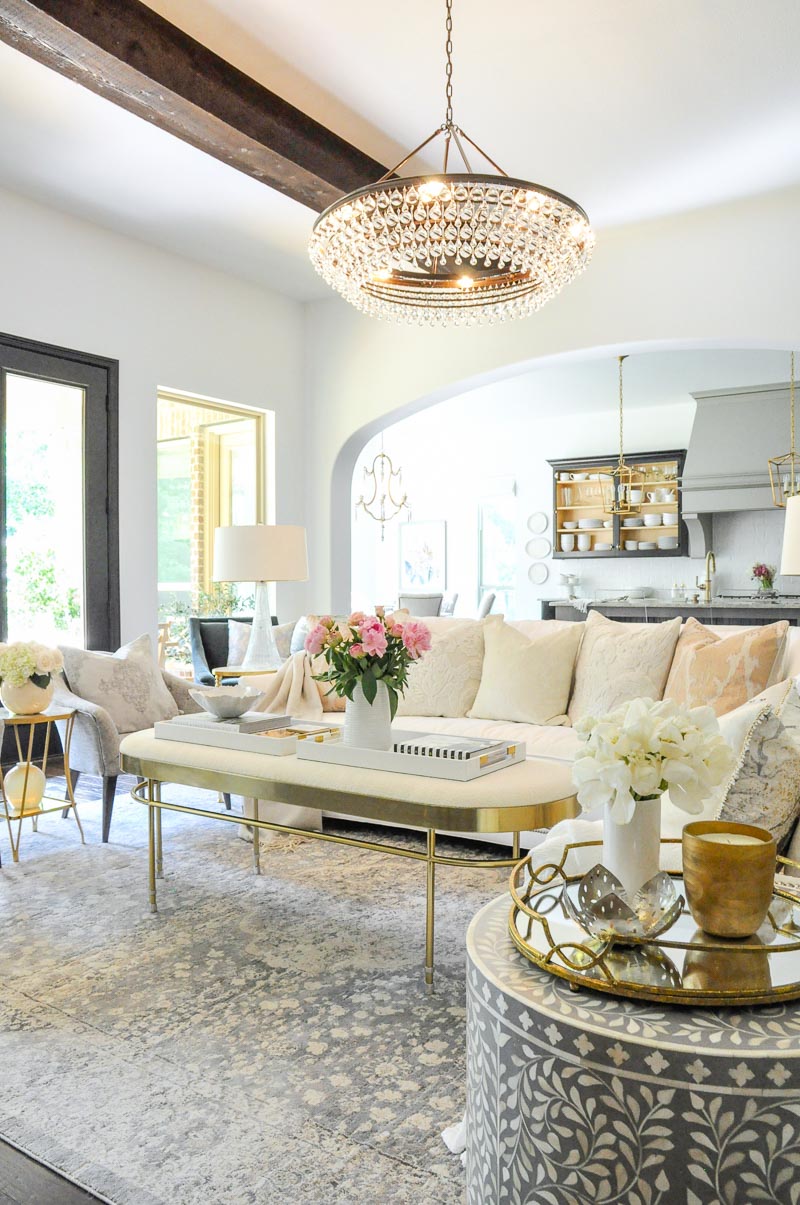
[425,829,436,992]
[252,798,261,875]
[148,782,158,914]
[513,831,520,861]
[155,784,164,880]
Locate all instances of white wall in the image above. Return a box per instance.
[305,184,800,610]
[0,185,308,640]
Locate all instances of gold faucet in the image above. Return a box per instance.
[696,551,716,604]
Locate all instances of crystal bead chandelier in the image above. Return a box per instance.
[769,352,799,507]
[309,0,594,326]
[356,446,410,540]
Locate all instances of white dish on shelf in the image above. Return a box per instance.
[643,514,662,528]
[621,517,640,528]
[638,541,658,550]
[624,540,638,550]
[577,534,592,552]
[577,517,604,529]
[571,473,590,481]
[661,512,676,526]
[594,543,613,552]
[562,520,578,530]
[658,536,679,550]
[603,519,613,528]
[561,534,576,552]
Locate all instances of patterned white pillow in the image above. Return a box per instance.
[227,619,252,665]
[717,688,800,851]
[567,611,681,723]
[60,634,178,734]
[397,618,484,718]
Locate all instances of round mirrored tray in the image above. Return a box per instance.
[509,839,800,1006]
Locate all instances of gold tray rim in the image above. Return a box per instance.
[508,838,800,1007]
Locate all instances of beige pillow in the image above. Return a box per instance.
[397,618,484,718]
[567,611,681,723]
[468,615,583,725]
[60,634,178,734]
[664,617,789,716]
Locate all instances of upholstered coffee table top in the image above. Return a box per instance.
[120,730,578,833]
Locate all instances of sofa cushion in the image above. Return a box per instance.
[664,617,789,716]
[468,615,582,725]
[396,617,484,718]
[567,611,681,723]
[60,634,179,734]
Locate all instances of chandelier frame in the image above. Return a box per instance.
[356,451,410,540]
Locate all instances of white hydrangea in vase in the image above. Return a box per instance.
[0,641,64,715]
[573,697,734,896]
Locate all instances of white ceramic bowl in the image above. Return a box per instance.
[624,540,639,550]
[638,541,657,550]
[658,536,679,550]
[562,520,578,530]
[577,534,592,552]
[594,542,612,552]
[643,513,662,527]
[577,517,604,529]
[571,473,590,481]
[661,512,676,526]
[621,517,640,528]
[189,686,266,720]
[560,534,575,552]
[603,519,613,529]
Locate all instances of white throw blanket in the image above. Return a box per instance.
[248,652,324,722]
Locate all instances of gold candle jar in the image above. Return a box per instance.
[682,930,772,994]
[682,821,776,938]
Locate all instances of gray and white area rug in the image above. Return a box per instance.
[0,775,511,1203]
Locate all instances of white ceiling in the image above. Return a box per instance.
[1,1,799,299]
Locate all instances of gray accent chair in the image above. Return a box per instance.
[477,592,496,619]
[440,592,458,617]
[397,593,443,616]
[52,669,211,843]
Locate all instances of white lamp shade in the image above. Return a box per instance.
[213,525,308,583]
[782,496,800,576]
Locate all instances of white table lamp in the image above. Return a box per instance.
[781,495,800,576]
[213,525,308,669]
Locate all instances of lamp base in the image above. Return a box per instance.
[241,581,283,671]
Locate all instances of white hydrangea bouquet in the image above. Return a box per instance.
[0,641,64,688]
[572,697,734,895]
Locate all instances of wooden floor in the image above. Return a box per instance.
[0,1138,101,1204]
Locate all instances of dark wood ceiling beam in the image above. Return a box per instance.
[0,0,388,211]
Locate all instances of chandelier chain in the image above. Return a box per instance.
[445,0,454,127]
[792,351,796,457]
[618,355,625,466]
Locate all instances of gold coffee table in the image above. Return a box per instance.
[0,707,83,863]
[211,666,279,687]
[119,730,578,987]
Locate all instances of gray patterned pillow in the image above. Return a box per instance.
[60,634,179,734]
[717,699,800,850]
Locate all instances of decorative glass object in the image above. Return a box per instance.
[561,864,684,941]
[309,0,593,325]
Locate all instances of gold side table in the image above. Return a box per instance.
[0,708,84,864]
[211,666,279,687]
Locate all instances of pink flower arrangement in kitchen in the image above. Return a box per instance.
[306,609,432,716]
[751,562,777,591]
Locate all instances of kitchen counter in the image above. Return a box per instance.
[541,597,800,625]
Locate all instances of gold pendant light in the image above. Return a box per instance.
[769,352,799,507]
[609,355,635,517]
[309,0,594,326]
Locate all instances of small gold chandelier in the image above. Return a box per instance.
[609,355,635,517]
[356,447,410,540]
[309,0,594,326]
[769,352,799,508]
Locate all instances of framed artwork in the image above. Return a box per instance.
[399,521,447,590]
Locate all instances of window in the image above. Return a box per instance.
[0,334,119,648]
[157,392,266,666]
[479,495,517,616]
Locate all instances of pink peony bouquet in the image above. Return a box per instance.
[305,608,431,718]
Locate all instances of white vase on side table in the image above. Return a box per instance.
[602,794,662,897]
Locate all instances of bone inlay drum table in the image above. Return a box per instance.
[466,894,800,1205]
[119,730,578,986]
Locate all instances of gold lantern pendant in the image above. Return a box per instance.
[609,355,635,517]
[769,352,799,508]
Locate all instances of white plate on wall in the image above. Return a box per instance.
[526,536,552,559]
[528,563,549,585]
[527,512,548,534]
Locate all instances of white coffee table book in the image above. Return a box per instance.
[297,732,526,781]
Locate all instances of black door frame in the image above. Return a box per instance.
[0,331,120,650]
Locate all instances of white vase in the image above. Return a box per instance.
[602,794,662,898]
[343,679,392,750]
[4,762,46,815]
[0,677,54,715]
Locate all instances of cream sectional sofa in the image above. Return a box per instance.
[316,614,800,851]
